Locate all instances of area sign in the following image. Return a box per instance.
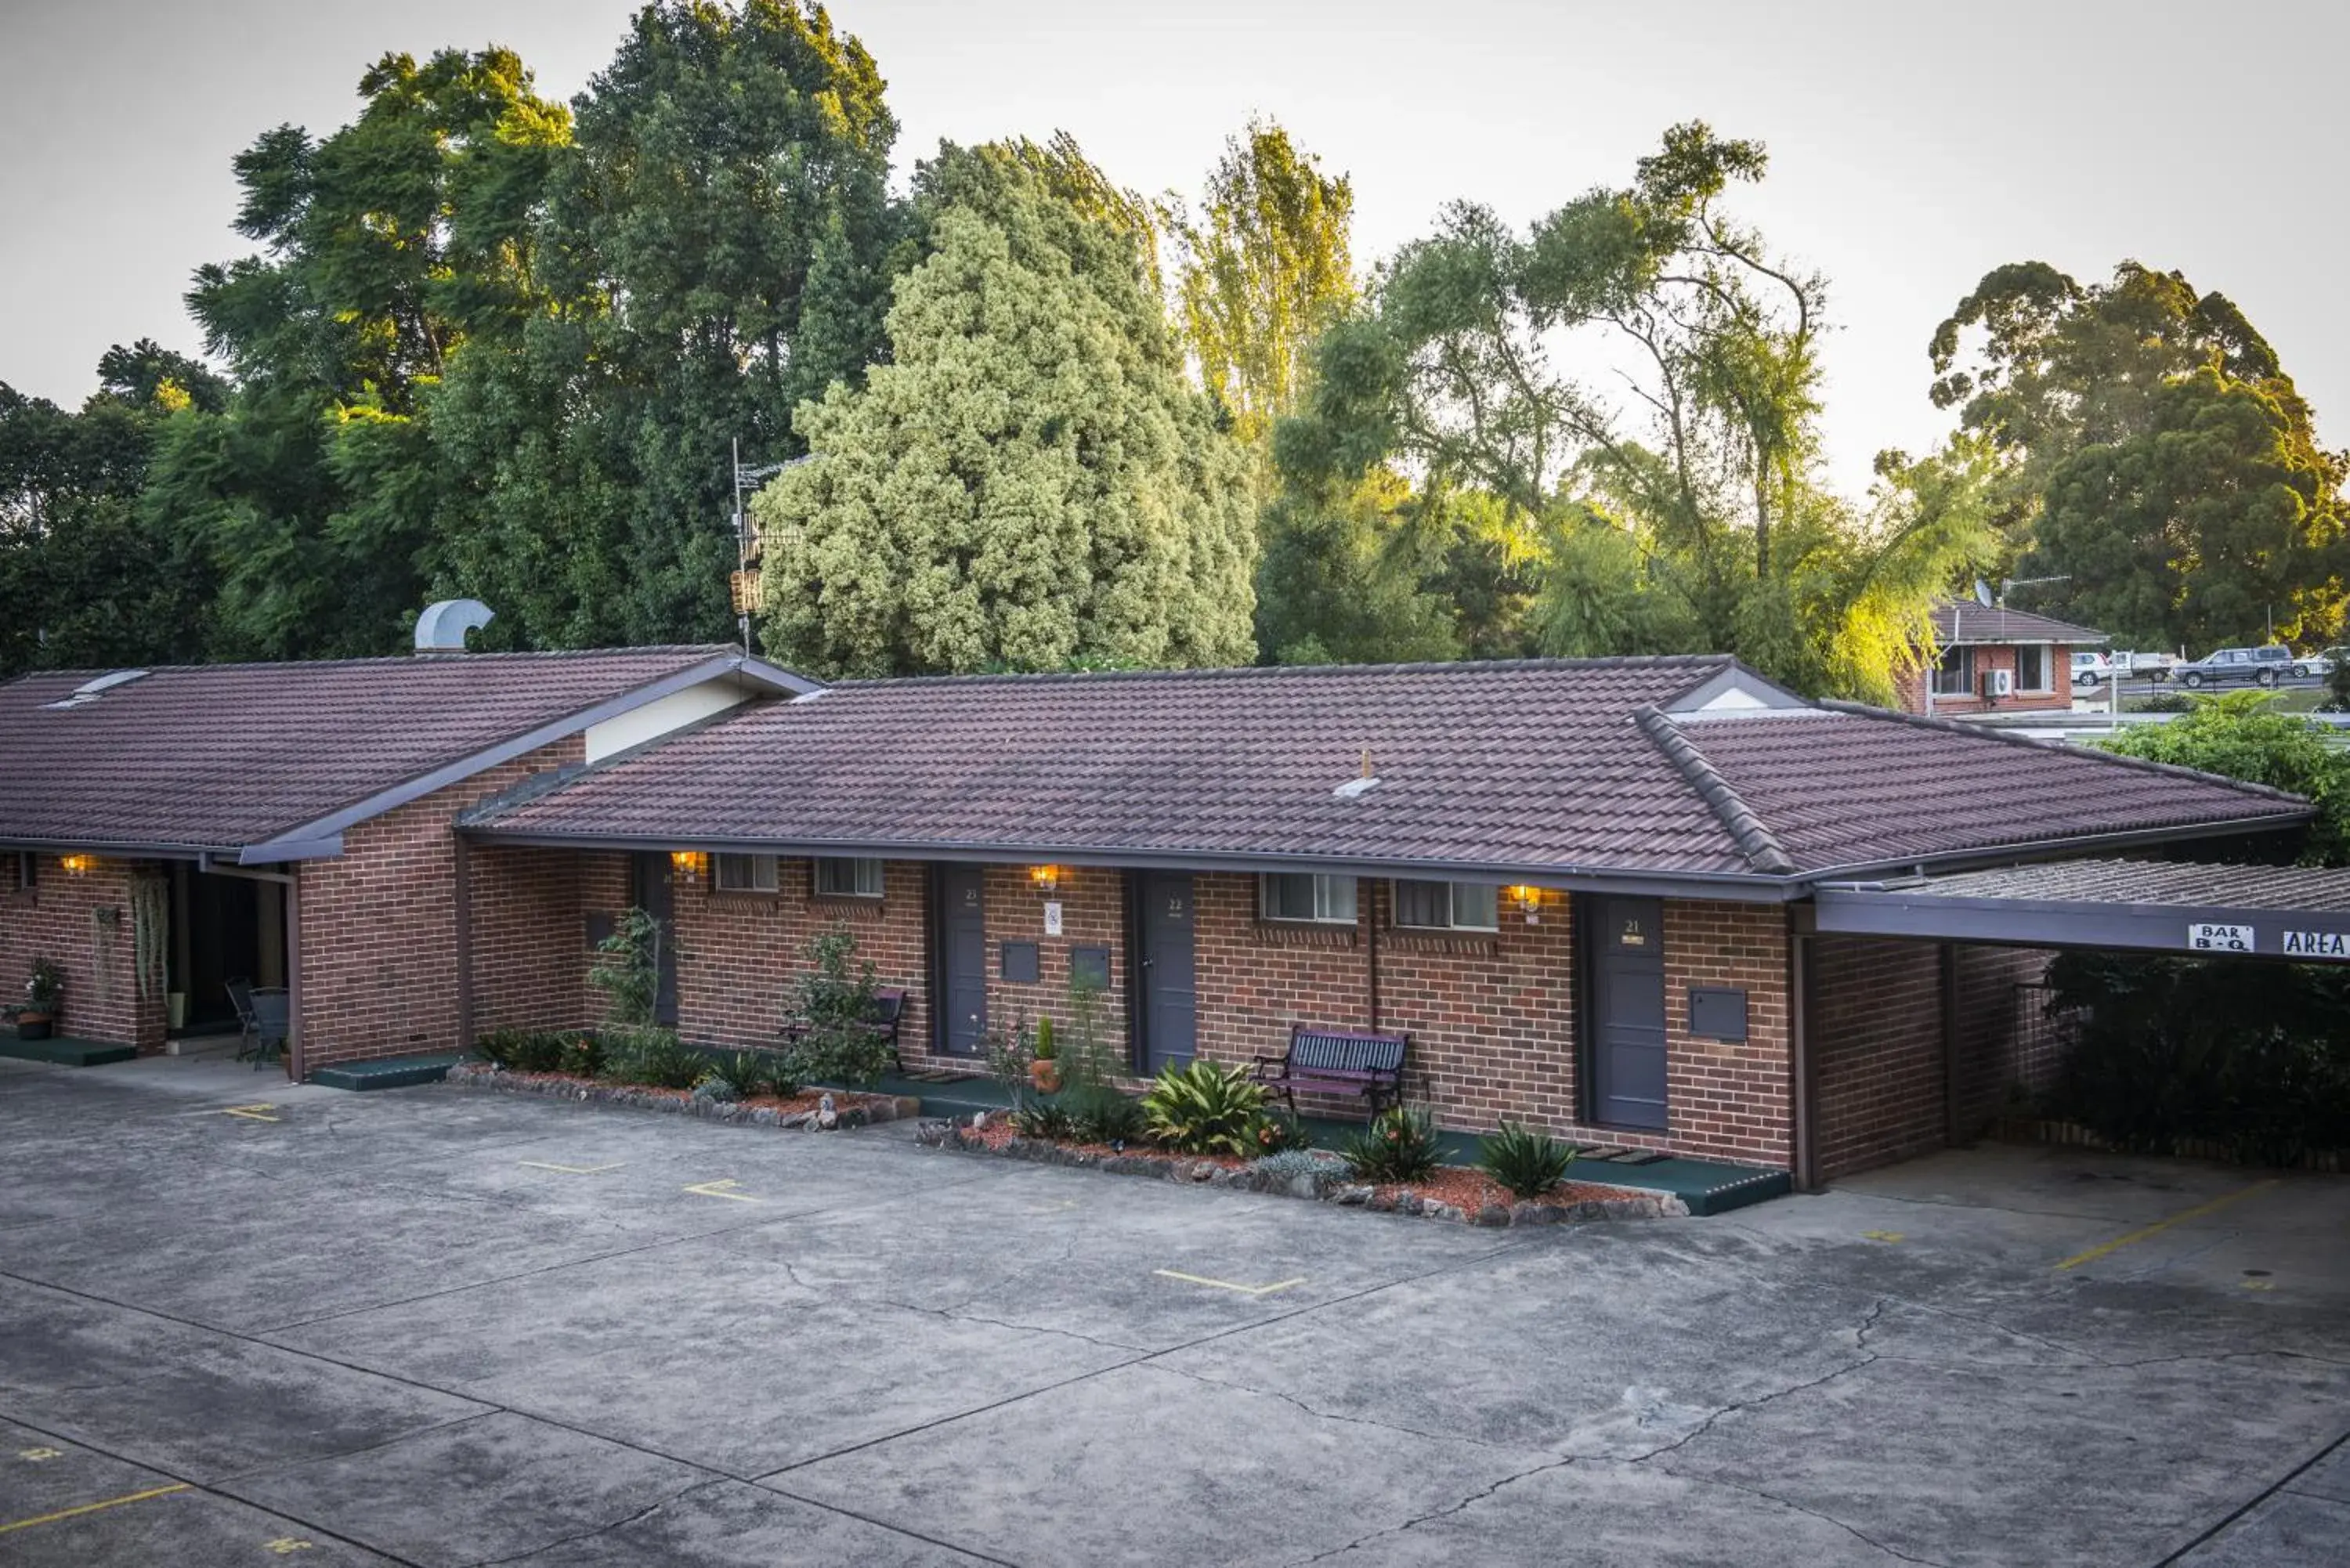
[2282,930,2350,959]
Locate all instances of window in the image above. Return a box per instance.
[1930,645,1975,697]
[1260,873,1358,924]
[2014,644,2050,692]
[813,857,884,898]
[1392,879,1500,931]
[714,853,779,893]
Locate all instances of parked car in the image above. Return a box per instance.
[2070,651,2113,688]
[2110,649,2177,680]
[2294,647,2348,678]
[2175,645,2294,688]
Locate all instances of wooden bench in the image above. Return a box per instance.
[781,986,908,1066]
[1250,1024,1408,1118]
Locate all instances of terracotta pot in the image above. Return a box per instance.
[1029,1058,1061,1095]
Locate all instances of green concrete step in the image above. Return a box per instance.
[875,1071,1789,1215]
[311,1052,463,1091]
[0,1035,138,1067]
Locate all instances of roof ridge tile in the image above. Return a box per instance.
[1635,707,1799,875]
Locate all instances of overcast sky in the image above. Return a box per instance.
[2,0,2341,498]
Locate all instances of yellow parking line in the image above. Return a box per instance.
[219,1104,280,1122]
[518,1161,625,1175]
[683,1179,759,1202]
[0,1482,190,1536]
[2055,1180,2280,1271]
[1154,1270,1306,1297]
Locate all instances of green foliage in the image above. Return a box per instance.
[1246,1109,1307,1157]
[598,1025,703,1090]
[1032,1016,1056,1060]
[1139,1060,1268,1156]
[590,907,665,1027]
[1011,1097,1076,1141]
[2096,692,2350,865]
[980,1011,1035,1105]
[714,1048,791,1100]
[1476,1122,1578,1199]
[1278,124,1990,699]
[2043,951,2350,1164]
[1931,260,2345,651]
[2326,658,2350,714]
[779,925,893,1087]
[1065,1083,1147,1145]
[1173,117,1356,453]
[757,144,1257,677]
[563,1032,608,1080]
[1340,1105,1442,1183]
[21,958,63,1013]
[1056,974,1120,1100]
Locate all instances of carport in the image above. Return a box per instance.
[1794,858,2350,1187]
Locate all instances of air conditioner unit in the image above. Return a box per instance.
[1981,667,2015,699]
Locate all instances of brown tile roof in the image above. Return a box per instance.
[467,658,2309,885]
[1929,602,2110,646]
[0,646,743,852]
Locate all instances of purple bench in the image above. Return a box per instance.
[1250,1024,1408,1118]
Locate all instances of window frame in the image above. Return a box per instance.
[1259,872,1358,926]
[1390,878,1501,932]
[714,852,780,894]
[1930,645,1976,697]
[812,857,884,900]
[2013,642,2052,693]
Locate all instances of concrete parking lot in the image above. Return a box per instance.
[2,1054,2345,1567]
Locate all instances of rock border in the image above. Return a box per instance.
[441,1060,920,1129]
[913,1122,1687,1226]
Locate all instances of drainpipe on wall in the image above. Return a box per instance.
[454,833,474,1057]
[1365,881,1382,1031]
[1788,929,1817,1192]
[285,870,305,1082]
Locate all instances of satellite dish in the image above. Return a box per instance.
[1973,580,1996,609]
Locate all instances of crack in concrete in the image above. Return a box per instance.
[1648,1464,1953,1566]
[1279,1453,1583,1566]
[1623,1298,1889,1466]
[457,1476,721,1568]
[1144,1361,1537,1455]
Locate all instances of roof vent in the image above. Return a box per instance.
[415,598,494,655]
[42,669,149,710]
[1332,775,1382,800]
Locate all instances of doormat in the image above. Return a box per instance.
[901,1069,982,1084]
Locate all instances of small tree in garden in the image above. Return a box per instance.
[590,907,663,1026]
[782,925,891,1088]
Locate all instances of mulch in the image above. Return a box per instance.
[470,1068,891,1117]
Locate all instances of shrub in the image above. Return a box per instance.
[474,1028,526,1068]
[600,1026,703,1090]
[981,1011,1033,1105]
[1477,1122,1577,1199]
[1246,1110,1307,1158]
[780,926,894,1088]
[2099,691,2350,865]
[1065,1083,1146,1145]
[1341,1105,1442,1183]
[1058,975,1119,1099]
[692,1075,738,1104]
[1033,1015,1057,1060]
[712,1049,782,1100]
[1141,1060,1267,1156]
[590,907,665,1026]
[564,1033,607,1079]
[512,1030,570,1074]
[1012,1098,1075,1140]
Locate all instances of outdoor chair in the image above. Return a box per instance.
[248,987,290,1071]
[226,977,258,1061]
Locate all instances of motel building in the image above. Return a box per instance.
[5,610,2348,1196]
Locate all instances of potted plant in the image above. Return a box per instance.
[1029,1016,1061,1095]
[10,958,63,1040]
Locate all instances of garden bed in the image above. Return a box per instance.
[916,1118,1687,1226]
[443,1060,918,1128]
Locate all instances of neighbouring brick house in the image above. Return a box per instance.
[450,655,2310,1183]
[0,643,812,1072]
[1894,603,2111,717]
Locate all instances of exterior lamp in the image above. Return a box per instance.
[60,854,93,876]
[670,850,710,885]
[1028,864,1061,893]
[1506,884,1545,914]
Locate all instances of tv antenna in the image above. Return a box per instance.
[730,438,806,656]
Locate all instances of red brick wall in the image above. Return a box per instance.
[0,854,169,1050]
[1661,901,1795,1169]
[660,858,931,1053]
[470,845,591,1035]
[982,864,1130,1068]
[297,737,584,1068]
[1899,643,2077,715]
[1810,934,1944,1178]
[1950,944,2059,1137]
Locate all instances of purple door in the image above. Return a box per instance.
[1588,895,1666,1129]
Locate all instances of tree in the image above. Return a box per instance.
[1929,261,2347,652]
[756,147,1256,676]
[446,0,903,649]
[1279,124,1988,698]
[1173,119,1356,450]
[1253,465,1458,667]
[2097,691,2350,866]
